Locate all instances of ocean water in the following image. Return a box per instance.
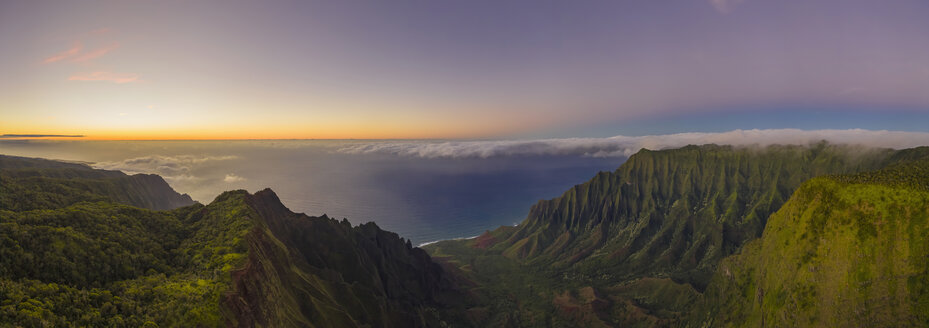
[0,140,625,244]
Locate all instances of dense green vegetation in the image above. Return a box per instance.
[0,155,194,211]
[693,155,929,326]
[3,144,929,327]
[426,143,899,326]
[0,155,463,327]
[0,191,246,326]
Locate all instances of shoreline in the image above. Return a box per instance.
[417,234,481,248]
[417,222,520,248]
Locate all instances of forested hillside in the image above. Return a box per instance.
[0,155,464,327]
[2,145,928,327]
[692,149,929,326]
[425,143,904,326]
[0,155,194,211]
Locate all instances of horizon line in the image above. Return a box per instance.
[4,127,929,142]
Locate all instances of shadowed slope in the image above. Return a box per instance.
[224,188,465,327]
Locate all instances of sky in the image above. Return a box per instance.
[1,0,928,140]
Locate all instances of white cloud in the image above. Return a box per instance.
[336,129,929,159]
[223,174,245,183]
[93,155,238,181]
[163,174,202,183]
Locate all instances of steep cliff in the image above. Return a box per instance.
[693,153,929,326]
[498,143,891,286]
[223,189,464,327]
[425,143,896,326]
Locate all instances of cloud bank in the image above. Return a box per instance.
[93,155,237,183]
[337,129,929,159]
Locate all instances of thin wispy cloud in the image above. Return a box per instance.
[42,30,136,82]
[69,42,119,62]
[709,0,745,14]
[69,71,140,84]
[43,42,119,64]
[43,42,83,63]
[337,129,929,159]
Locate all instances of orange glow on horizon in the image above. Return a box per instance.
[1,119,535,141]
[1,131,502,141]
[1,102,552,141]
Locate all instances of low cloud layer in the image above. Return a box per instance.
[93,155,237,183]
[337,129,929,159]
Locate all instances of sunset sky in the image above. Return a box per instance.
[2,0,928,140]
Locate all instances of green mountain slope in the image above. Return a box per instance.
[425,143,896,326]
[4,145,929,327]
[693,153,929,327]
[501,144,890,284]
[0,155,464,327]
[223,188,465,327]
[0,154,195,211]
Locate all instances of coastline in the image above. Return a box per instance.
[417,234,481,248]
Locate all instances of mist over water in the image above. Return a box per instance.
[0,140,624,244]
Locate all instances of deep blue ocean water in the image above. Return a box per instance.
[0,140,625,244]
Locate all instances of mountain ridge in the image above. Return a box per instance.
[0,154,194,211]
[223,188,465,327]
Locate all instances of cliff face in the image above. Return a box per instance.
[489,144,889,286]
[693,156,929,326]
[424,143,900,326]
[0,154,194,211]
[223,189,462,328]
[112,173,196,210]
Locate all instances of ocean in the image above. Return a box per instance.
[0,139,625,245]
